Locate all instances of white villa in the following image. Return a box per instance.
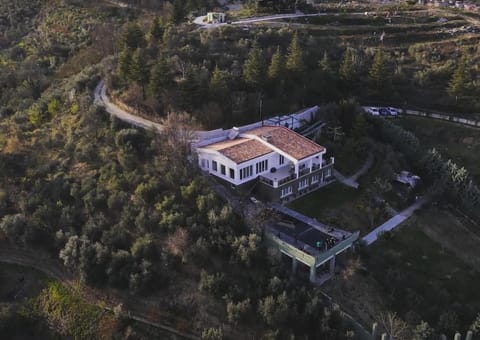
[197,125,335,202]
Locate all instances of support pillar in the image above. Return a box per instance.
[466,331,473,340]
[454,333,461,340]
[309,265,316,282]
[329,256,336,276]
[371,322,378,339]
[292,257,298,273]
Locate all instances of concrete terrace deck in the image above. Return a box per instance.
[270,203,352,240]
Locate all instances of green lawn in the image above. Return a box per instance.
[365,218,480,333]
[288,182,372,234]
[396,116,480,183]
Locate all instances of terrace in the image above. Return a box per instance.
[259,157,334,188]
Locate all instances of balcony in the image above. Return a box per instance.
[259,166,296,188]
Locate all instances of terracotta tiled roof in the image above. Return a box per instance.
[203,138,273,163]
[245,126,324,160]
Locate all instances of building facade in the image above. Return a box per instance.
[196,125,335,202]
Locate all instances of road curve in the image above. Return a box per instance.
[94,81,164,132]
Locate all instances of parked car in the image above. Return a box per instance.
[379,108,389,116]
[387,107,400,116]
[364,107,380,115]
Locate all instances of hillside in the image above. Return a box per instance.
[0,1,359,338]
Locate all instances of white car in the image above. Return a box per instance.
[364,107,380,115]
[387,107,400,116]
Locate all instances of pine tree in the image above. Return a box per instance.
[339,48,355,82]
[448,56,469,103]
[268,46,284,81]
[120,23,146,50]
[319,51,333,75]
[148,54,173,99]
[285,32,304,75]
[243,43,266,90]
[179,65,201,111]
[130,49,149,99]
[210,66,229,100]
[118,47,132,80]
[369,48,390,95]
[149,17,165,40]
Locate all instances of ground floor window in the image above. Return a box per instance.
[298,178,309,190]
[281,186,292,198]
[326,168,332,178]
[311,174,319,184]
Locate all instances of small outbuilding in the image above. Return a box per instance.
[207,12,226,24]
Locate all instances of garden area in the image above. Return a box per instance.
[323,205,480,338]
[365,212,480,335]
[396,116,480,183]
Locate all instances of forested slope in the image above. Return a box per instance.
[0,1,358,338]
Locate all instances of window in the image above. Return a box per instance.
[229,168,235,179]
[221,164,226,175]
[311,174,319,184]
[256,160,268,174]
[298,178,309,190]
[326,168,332,178]
[279,155,285,165]
[212,161,218,171]
[281,186,292,198]
[240,165,253,180]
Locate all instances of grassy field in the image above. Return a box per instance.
[288,182,376,234]
[396,116,480,182]
[365,211,480,333]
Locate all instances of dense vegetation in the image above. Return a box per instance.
[112,7,480,130]
[1,0,480,337]
[0,1,360,337]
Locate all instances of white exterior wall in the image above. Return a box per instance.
[198,149,286,186]
[198,147,326,186]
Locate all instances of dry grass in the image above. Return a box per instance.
[416,206,480,271]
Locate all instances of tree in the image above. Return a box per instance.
[268,46,284,81]
[470,313,480,335]
[120,23,145,50]
[149,17,165,40]
[285,32,304,76]
[201,327,223,340]
[380,312,409,340]
[226,299,251,325]
[130,49,149,99]
[209,66,230,100]
[117,47,132,80]
[258,292,289,327]
[231,233,261,266]
[148,54,173,100]
[369,48,390,95]
[0,214,27,244]
[339,47,356,83]
[448,55,469,103]
[413,321,434,340]
[243,43,266,90]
